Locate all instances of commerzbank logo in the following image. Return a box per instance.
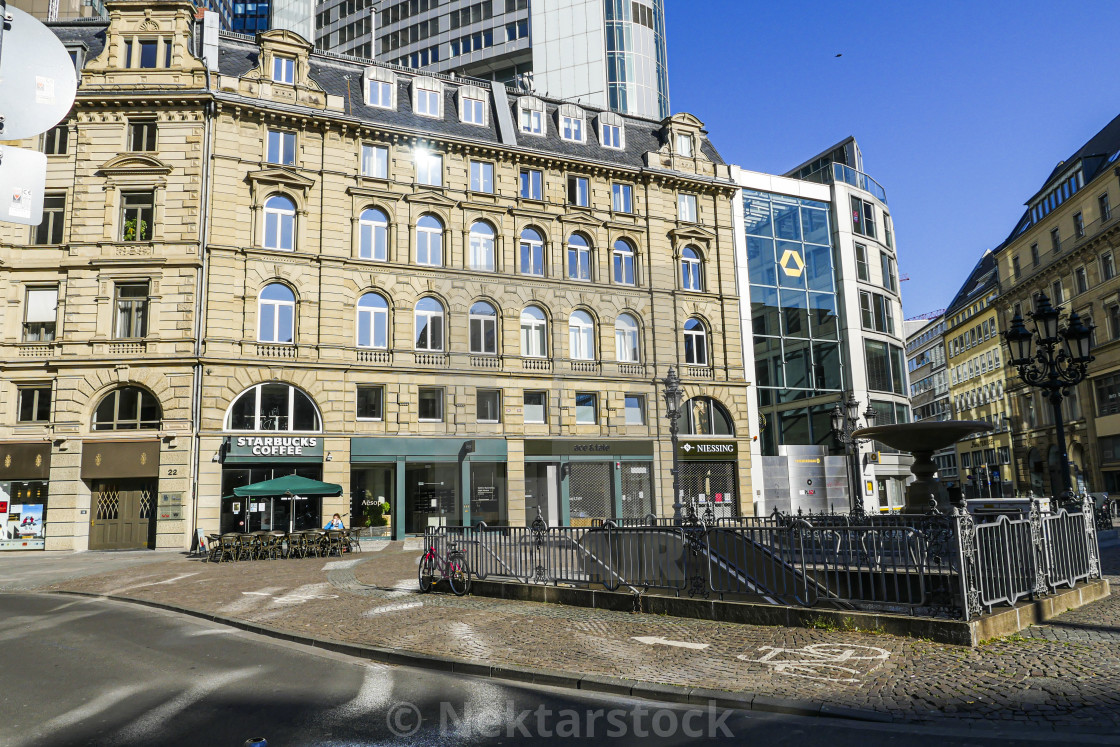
[779,248,805,277]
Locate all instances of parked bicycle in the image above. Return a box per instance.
[418,538,472,596]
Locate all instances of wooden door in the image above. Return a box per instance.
[90,480,154,550]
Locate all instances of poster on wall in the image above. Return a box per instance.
[0,503,45,550]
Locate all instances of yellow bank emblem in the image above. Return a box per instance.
[779,248,805,277]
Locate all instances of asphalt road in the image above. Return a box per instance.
[0,549,177,591]
[3,593,1117,747]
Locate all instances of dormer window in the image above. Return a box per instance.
[561,116,584,142]
[124,38,171,69]
[518,96,545,135]
[364,68,395,109]
[676,133,693,157]
[413,77,442,118]
[272,56,295,84]
[599,112,625,149]
[458,85,488,126]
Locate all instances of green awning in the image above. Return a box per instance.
[232,474,343,498]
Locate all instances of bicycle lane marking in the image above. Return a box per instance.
[736,643,892,684]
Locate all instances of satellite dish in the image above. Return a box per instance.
[0,5,78,140]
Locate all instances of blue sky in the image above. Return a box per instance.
[667,0,1120,319]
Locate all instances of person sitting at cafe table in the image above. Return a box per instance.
[324,513,345,531]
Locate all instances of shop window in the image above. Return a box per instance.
[361,144,388,178]
[567,233,592,281]
[120,191,153,242]
[17,386,51,423]
[263,195,296,251]
[477,389,500,423]
[575,392,598,424]
[683,396,734,436]
[681,246,702,291]
[93,386,161,430]
[468,222,495,271]
[114,282,149,338]
[683,318,708,366]
[614,313,640,363]
[23,287,57,342]
[520,306,547,358]
[519,228,544,276]
[469,301,498,355]
[624,394,645,425]
[418,387,444,421]
[358,208,388,261]
[414,297,444,351]
[612,239,635,285]
[33,194,66,245]
[226,383,321,431]
[416,214,443,266]
[258,283,295,343]
[568,310,595,360]
[356,293,389,348]
[524,391,547,423]
[356,385,383,420]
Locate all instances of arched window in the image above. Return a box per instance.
[681,246,703,291]
[567,233,591,281]
[520,305,547,358]
[416,214,443,266]
[684,318,708,366]
[568,310,595,360]
[226,383,321,431]
[683,396,735,436]
[263,194,296,251]
[258,284,295,343]
[520,227,544,276]
[359,207,388,261]
[612,239,635,285]
[614,313,640,363]
[357,292,389,348]
[469,221,495,271]
[414,297,444,351]
[469,301,498,355]
[92,386,161,430]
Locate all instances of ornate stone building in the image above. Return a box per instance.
[0,1,750,550]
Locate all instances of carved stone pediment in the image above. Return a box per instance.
[246,167,316,195]
[97,154,173,177]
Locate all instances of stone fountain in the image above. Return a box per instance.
[852,420,994,513]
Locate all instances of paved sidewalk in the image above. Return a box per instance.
[18,541,1120,733]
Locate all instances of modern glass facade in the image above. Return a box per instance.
[744,190,843,456]
[231,1,271,34]
[603,0,669,119]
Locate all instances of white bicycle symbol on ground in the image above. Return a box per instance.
[737,643,891,683]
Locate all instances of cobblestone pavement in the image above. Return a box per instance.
[20,542,1120,734]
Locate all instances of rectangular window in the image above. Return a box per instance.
[361,144,388,178]
[266,129,296,165]
[855,243,870,281]
[17,386,51,423]
[1075,266,1088,294]
[356,385,384,420]
[120,191,154,241]
[1100,192,1112,223]
[678,193,697,222]
[602,123,622,148]
[880,252,897,292]
[462,96,486,125]
[1096,373,1120,416]
[520,108,543,135]
[567,176,589,207]
[415,87,440,117]
[624,394,645,425]
[612,183,633,213]
[851,196,876,238]
[1051,227,1061,252]
[1074,211,1085,239]
[33,194,65,245]
[1052,279,1063,304]
[128,120,157,152]
[367,79,392,108]
[1109,303,1120,341]
[524,391,547,423]
[23,287,58,342]
[560,115,583,141]
[416,152,442,186]
[676,133,692,156]
[272,56,295,83]
[470,160,494,193]
[575,392,597,424]
[519,169,542,200]
[477,389,500,423]
[865,339,904,394]
[1102,252,1116,281]
[884,216,893,249]
[417,388,444,421]
[42,126,68,155]
[1012,255,1021,279]
[114,282,149,338]
[859,291,873,329]
[1031,243,1040,266]
[138,40,159,69]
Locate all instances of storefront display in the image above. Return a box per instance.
[524,440,655,526]
[0,443,52,551]
[677,439,740,519]
[219,435,325,533]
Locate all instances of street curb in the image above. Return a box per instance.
[44,589,894,724]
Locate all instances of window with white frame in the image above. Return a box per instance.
[520,306,547,357]
[612,239,635,284]
[568,310,595,360]
[615,313,639,363]
[416,214,443,266]
[567,234,591,281]
[560,114,584,142]
[519,168,542,200]
[414,80,441,117]
[272,56,294,84]
[612,183,633,213]
[461,95,486,125]
[114,282,149,338]
[601,122,622,149]
[258,284,295,343]
[678,193,698,222]
[357,385,384,420]
[415,150,442,186]
[681,246,703,291]
[226,383,320,432]
[266,129,296,165]
[470,160,494,193]
[567,175,589,206]
[676,133,693,156]
[357,292,389,348]
[469,301,498,355]
[358,207,388,261]
[361,144,388,178]
[519,227,544,276]
[469,221,496,271]
[263,195,296,251]
[366,75,393,108]
[414,297,444,351]
[23,287,58,342]
[520,107,543,135]
[684,318,708,365]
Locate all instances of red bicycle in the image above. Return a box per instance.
[418,539,472,596]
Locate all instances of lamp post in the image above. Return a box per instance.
[830,391,878,513]
[663,366,684,524]
[1003,292,1094,499]
[1001,415,1018,497]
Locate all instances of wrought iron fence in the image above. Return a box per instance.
[427,497,1102,621]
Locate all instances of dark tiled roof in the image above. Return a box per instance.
[945,250,999,314]
[47,20,108,59]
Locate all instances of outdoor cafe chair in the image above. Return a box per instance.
[236,534,257,561]
[324,530,345,557]
[287,532,309,559]
[216,534,240,563]
[204,534,223,562]
[343,529,361,553]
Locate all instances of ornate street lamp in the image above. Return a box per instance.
[663,367,684,524]
[1002,293,1095,498]
[831,392,877,513]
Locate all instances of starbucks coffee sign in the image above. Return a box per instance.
[223,436,324,462]
[677,440,737,460]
